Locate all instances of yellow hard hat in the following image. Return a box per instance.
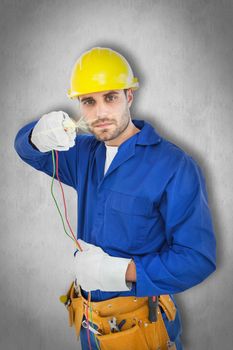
[67,47,139,98]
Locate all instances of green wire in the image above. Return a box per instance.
[89,301,101,350]
[50,150,76,243]
[51,150,100,348]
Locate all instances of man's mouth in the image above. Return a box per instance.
[95,123,113,128]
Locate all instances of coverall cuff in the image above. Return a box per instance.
[15,121,50,159]
[133,255,166,296]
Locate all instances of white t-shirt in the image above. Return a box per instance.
[104,145,118,175]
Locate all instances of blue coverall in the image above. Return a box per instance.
[14,119,216,349]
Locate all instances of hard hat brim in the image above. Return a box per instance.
[67,82,139,99]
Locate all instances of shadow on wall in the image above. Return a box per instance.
[0,288,79,349]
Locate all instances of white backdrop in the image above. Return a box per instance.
[1,1,233,349]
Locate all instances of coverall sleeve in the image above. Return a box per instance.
[133,155,216,296]
[14,121,78,189]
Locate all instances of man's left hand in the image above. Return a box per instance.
[74,240,132,292]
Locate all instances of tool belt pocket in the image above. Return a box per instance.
[60,282,84,337]
[96,324,149,350]
[71,295,83,337]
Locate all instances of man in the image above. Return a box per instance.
[15,47,216,350]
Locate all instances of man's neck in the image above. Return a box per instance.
[105,120,140,147]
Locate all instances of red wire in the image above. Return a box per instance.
[55,150,92,350]
[85,298,92,350]
[55,150,82,252]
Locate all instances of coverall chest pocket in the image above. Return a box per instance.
[104,191,153,251]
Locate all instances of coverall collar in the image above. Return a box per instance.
[132,119,161,145]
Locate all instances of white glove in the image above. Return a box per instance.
[31,111,77,152]
[74,240,132,292]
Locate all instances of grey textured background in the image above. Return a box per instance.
[1,0,233,349]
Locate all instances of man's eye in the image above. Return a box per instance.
[105,95,117,102]
[83,100,95,105]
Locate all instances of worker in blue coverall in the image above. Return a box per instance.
[14,47,216,350]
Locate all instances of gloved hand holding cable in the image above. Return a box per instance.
[74,239,133,292]
[31,111,77,152]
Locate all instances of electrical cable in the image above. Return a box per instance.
[50,150,76,243]
[51,149,93,350]
[89,301,101,350]
[54,150,82,251]
[85,293,92,350]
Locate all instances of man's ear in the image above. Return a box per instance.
[126,88,134,107]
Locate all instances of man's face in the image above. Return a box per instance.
[78,89,133,142]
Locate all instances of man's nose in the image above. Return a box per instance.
[95,102,108,119]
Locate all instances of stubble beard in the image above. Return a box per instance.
[88,108,131,142]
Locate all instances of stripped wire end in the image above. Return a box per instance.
[63,115,90,134]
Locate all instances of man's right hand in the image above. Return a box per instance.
[31,111,77,152]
